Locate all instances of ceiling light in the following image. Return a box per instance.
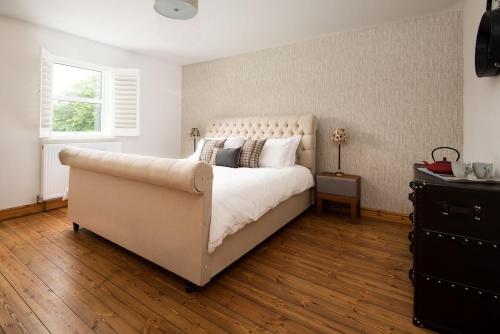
[154,0,198,20]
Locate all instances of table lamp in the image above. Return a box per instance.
[331,128,347,176]
[190,128,200,152]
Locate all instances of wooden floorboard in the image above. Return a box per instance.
[0,208,430,333]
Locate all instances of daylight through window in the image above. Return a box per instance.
[52,63,104,134]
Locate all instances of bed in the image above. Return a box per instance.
[59,115,317,287]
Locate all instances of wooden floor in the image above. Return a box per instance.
[0,208,429,334]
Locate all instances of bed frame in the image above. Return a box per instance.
[60,115,317,288]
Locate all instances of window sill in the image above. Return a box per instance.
[41,136,119,144]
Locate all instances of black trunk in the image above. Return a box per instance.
[409,165,500,333]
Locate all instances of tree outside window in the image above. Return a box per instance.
[52,63,103,133]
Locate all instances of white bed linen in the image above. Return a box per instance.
[209,165,314,253]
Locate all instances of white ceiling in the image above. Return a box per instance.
[0,0,463,65]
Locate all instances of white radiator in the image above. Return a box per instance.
[41,141,122,200]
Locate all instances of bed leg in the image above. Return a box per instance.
[185,282,196,293]
[73,223,80,232]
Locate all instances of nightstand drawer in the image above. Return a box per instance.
[317,175,359,197]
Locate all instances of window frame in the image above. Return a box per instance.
[50,56,113,139]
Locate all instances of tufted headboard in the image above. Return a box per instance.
[205,115,318,174]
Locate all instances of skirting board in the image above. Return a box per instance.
[0,200,410,225]
[361,207,411,225]
[0,199,68,222]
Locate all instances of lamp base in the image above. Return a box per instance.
[333,171,345,177]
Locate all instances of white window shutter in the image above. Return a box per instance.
[40,49,54,138]
[112,68,141,136]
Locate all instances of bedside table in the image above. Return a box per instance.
[316,173,361,221]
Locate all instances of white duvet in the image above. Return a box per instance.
[209,165,315,253]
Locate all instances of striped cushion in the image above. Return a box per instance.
[200,139,226,163]
[239,139,266,168]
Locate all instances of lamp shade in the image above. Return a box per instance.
[154,0,198,20]
[331,128,347,144]
[190,128,200,137]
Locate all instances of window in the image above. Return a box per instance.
[52,63,104,135]
[40,49,141,138]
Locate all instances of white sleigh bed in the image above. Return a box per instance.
[60,115,317,287]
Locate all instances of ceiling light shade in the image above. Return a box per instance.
[154,0,198,20]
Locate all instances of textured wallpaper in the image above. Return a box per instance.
[182,11,463,214]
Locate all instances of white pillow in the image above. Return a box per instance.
[224,137,245,149]
[187,138,205,161]
[259,136,301,169]
[287,136,301,166]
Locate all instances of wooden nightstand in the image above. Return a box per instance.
[316,173,361,221]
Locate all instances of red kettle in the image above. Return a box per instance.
[423,147,460,175]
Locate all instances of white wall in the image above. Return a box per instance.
[463,1,500,175]
[0,16,182,210]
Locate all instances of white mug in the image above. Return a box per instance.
[451,162,473,178]
[473,162,494,179]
